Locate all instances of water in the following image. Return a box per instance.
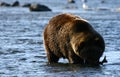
[0,0,120,77]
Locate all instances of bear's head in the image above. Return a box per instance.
[70,19,105,65]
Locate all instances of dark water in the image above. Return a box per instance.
[0,0,120,77]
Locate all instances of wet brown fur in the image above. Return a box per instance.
[43,13,105,65]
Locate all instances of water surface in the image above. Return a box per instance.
[0,0,120,77]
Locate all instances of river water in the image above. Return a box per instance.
[0,0,120,77]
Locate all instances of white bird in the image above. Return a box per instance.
[82,3,88,9]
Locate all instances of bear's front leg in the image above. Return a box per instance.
[68,51,84,64]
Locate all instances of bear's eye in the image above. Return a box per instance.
[95,37,99,41]
[94,37,101,45]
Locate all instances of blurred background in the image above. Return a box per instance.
[0,0,120,77]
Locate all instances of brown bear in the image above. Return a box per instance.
[43,13,107,65]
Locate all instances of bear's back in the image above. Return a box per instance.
[49,13,80,27]
[44,14,82,57]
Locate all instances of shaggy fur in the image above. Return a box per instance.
[43,13,105,65]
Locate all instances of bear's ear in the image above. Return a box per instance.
[73,19,91,33]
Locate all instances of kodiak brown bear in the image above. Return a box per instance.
[43,13,107,65]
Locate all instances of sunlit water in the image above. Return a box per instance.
[0,0,120,77]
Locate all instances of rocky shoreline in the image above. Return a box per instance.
[0,1,52,12]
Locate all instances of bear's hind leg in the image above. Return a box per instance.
[45,45,59,63]
[47,51,59,63]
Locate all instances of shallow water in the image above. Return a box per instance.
[0,0,120,77]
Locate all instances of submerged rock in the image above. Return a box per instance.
[29,3,51,12]
[68,0,75,3]
[22,3,31,7]
[0,2,11,6]
[0,1,20,7]
[11,1,20,7]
